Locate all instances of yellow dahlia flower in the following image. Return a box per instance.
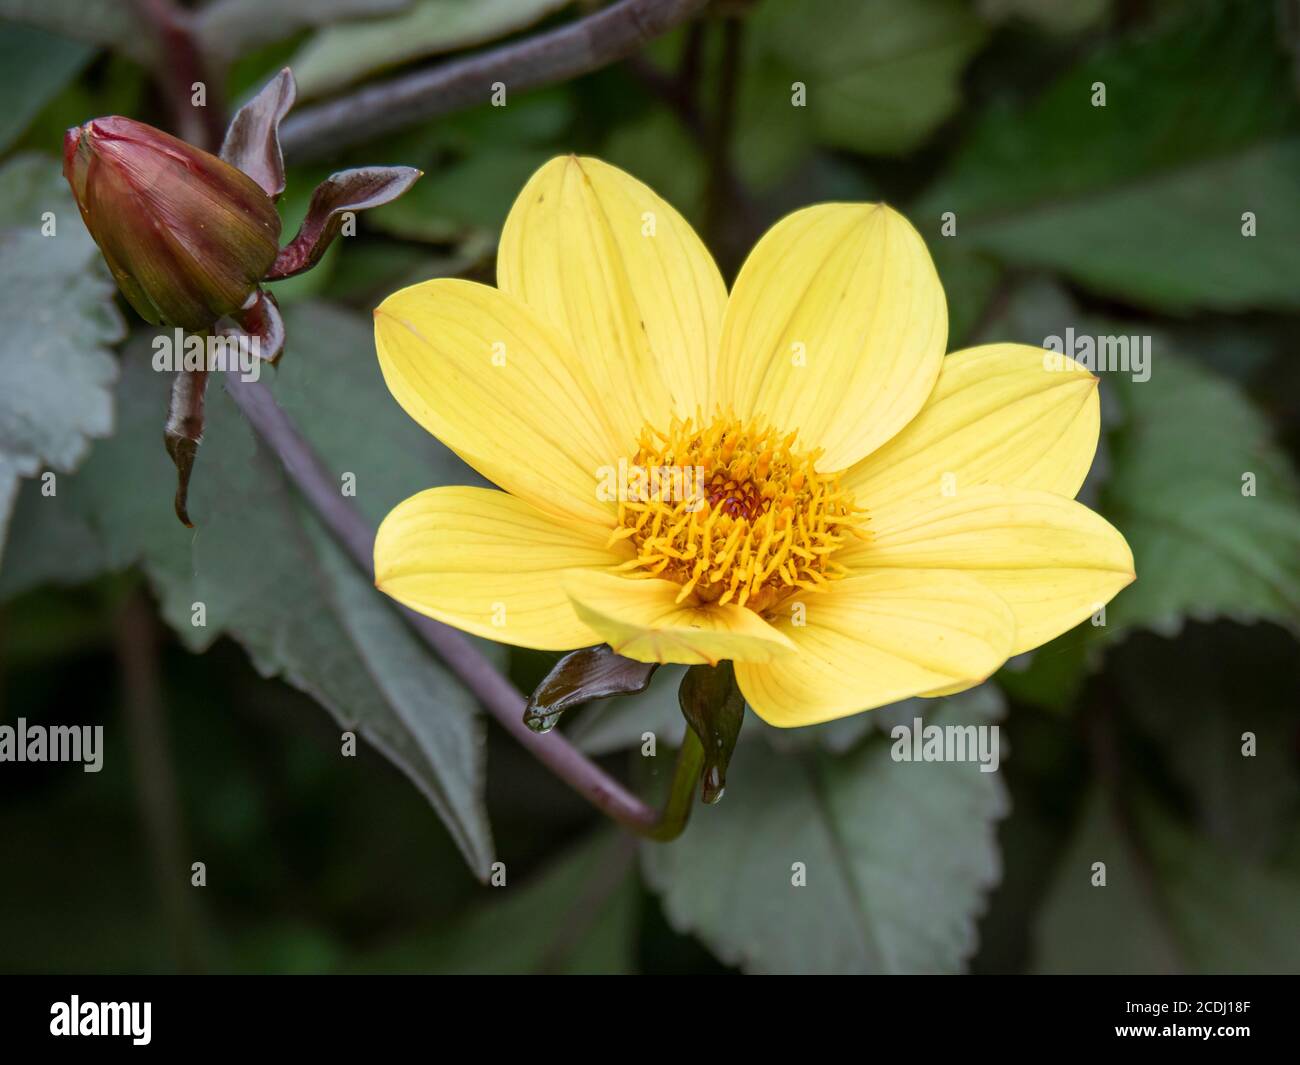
[372,156,1134,727]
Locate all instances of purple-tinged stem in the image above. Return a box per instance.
[279,0,712,160]
[132,0,226,151]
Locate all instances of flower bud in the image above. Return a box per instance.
[63,117,281,331]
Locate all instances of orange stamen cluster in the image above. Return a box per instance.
[606,413,866,614]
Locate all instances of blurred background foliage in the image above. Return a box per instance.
[0,0,1298,974]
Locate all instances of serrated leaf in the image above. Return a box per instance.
[1103,354,1300,636]
[0,321,191,604]
[742,0,987,170]
[643,688,1008,973]
[301,518,494,875]
[982,280,1300,640]
[0,303,495,876]
[919,1,1300,312]
[289,0,572,100]
[1035,788,1300,973]
[0,154,123,562]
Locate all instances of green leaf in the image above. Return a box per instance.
[1103,353,1300,637]
[195,322,494,877]
[603,109,707,224]
[731,46,815,191]
[929,241,1003,347]
[980,0,1111,35]
[0,303,496,877]
[196,0,411,61]
[0,25,94,154]
[643,687,1008,973]
[0,154,124,563]
[428,88,573,157]
[320,237,495,307]
[743,0,987,166]
[348,832,639,973]
[289,0,572,100]
[0,0,150,62]
[982,280,1300,640]
[367,147,553,243]
[10,52,147,157]
[919,1,1300,312]
[0,337,190,603]
[994,640,1091,714]
[1034,788,1300,973]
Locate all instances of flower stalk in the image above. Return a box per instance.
[647,727,705,842]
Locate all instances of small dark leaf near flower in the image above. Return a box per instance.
[266,165,422,280]
[678,661,745,804]
[219,67,296,200]
[163,367,208,528]
[524,645,659,734]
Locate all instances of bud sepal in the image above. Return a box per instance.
[678,661,746,805]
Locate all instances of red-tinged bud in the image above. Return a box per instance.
[62,117,281,331]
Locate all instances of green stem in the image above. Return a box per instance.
[647,727,706,841]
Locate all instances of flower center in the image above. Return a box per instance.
[607,413,865,614]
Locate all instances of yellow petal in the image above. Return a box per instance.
[843,343,1099,508]
[844,485,1135,655]
[563,570,796,666]
[716,203,947,471]
[374,278,621,529]
[497,155,728,436]
[374,486,625,650]
[735,571,1015,727]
